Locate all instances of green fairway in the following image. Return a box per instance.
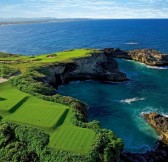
[0,49,99,74]
[0,81,96,154]
[5,97,69,130]
[0,82,28,114]
[35,49,96,63]
[50,126,95,153]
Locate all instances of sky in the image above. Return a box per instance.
[0,0,168,19]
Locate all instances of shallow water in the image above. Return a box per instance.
[58,59,168,152]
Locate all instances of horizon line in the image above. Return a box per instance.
[0,17,168,19]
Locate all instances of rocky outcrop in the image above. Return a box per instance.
[103,48,168,66]
[103,48,129,59]
[143,112,168,144]
[128,49,168,66]
[44,51,128,88]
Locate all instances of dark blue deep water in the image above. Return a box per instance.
[0,19,168,152]
[0,19,168,55]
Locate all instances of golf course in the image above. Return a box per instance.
[0,49,123,162]
[0,81,96,154]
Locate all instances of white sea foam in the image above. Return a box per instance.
[124,42,139,45]
[140,105,168,117]
[141,106,160,113]
[125,59,168,70]
[120,97,145,104]
[161,113,168,118]
[146,65,168,69]
[141,111,168,119]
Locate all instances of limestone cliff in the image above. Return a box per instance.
[44,51,128,88]
[103,48,168,66]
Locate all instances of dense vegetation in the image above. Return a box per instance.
[0,52,19,58]
[0,65,19,78]
[0,49,124,162]
[0,122,95,162]
[0,122,123,162]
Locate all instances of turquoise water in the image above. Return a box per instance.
[58,59,168,152]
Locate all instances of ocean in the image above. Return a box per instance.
[0,19,168,55]
[0,19,168,152]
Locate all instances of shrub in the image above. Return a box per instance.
[32,58,42,61]
[0,65,19,78]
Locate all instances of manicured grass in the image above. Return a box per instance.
[5,97,69,130]
[0,81,96,154]
[35,49,96,63]
[50,126,95,153]
[0,82,28,114]
[0,49,98,73]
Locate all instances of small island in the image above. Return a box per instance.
[0,48,168,161]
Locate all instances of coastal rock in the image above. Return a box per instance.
[45,51,128,87]
[103,48,168,66]
[143,112,168,144]
[128,49,168,66]
[103,48,130,59]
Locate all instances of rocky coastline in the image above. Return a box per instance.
[42,47,168,90]
[103,48,168,66]
[120,113,168,162]
[44,51,128,88]
[143,113,168,144]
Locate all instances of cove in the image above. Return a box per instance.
[58,59,168,153]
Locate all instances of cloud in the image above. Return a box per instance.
[0,0,168,18]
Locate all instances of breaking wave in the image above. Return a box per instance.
[120,97,145,104]
[125,59,168,70]
[124,42,139,45]
[146,65,168,69]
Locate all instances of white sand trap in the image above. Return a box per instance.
[0,77,8,83]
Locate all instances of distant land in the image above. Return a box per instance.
[0,18,91,25]
[1,18,167,26]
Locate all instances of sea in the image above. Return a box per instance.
[0,19,168,152]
